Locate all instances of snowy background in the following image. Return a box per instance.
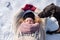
[0,0,60,40]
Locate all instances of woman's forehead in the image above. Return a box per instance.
[25,18,33,20]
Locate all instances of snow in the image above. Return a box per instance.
[46,34,60,40]
[0,0,60,40]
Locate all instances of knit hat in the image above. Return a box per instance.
[23,10,35,20]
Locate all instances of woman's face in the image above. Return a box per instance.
[24,18,34,24]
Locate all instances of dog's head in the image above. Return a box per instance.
[38,3,56,18]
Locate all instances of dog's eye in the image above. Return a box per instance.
[50,10,55,13]
[50,11,52,12]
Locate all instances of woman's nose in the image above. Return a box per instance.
[27,20,32,24]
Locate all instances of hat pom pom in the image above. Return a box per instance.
[22,4,36,11]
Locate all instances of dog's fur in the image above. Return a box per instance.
[38,3,60,34]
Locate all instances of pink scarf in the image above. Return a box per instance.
[18,22,40,34]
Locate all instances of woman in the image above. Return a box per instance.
[13,4,45,40]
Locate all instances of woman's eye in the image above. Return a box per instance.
[26,19,29,21]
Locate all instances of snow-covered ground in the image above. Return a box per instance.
[0,0,60,40]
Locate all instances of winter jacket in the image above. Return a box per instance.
[14,22,45,40]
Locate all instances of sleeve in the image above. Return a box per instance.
[46,17,59,34]
[46,17,59,31]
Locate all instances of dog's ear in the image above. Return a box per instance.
[51,3,55,5]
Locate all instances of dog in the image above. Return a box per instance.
[38,3,60,34]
